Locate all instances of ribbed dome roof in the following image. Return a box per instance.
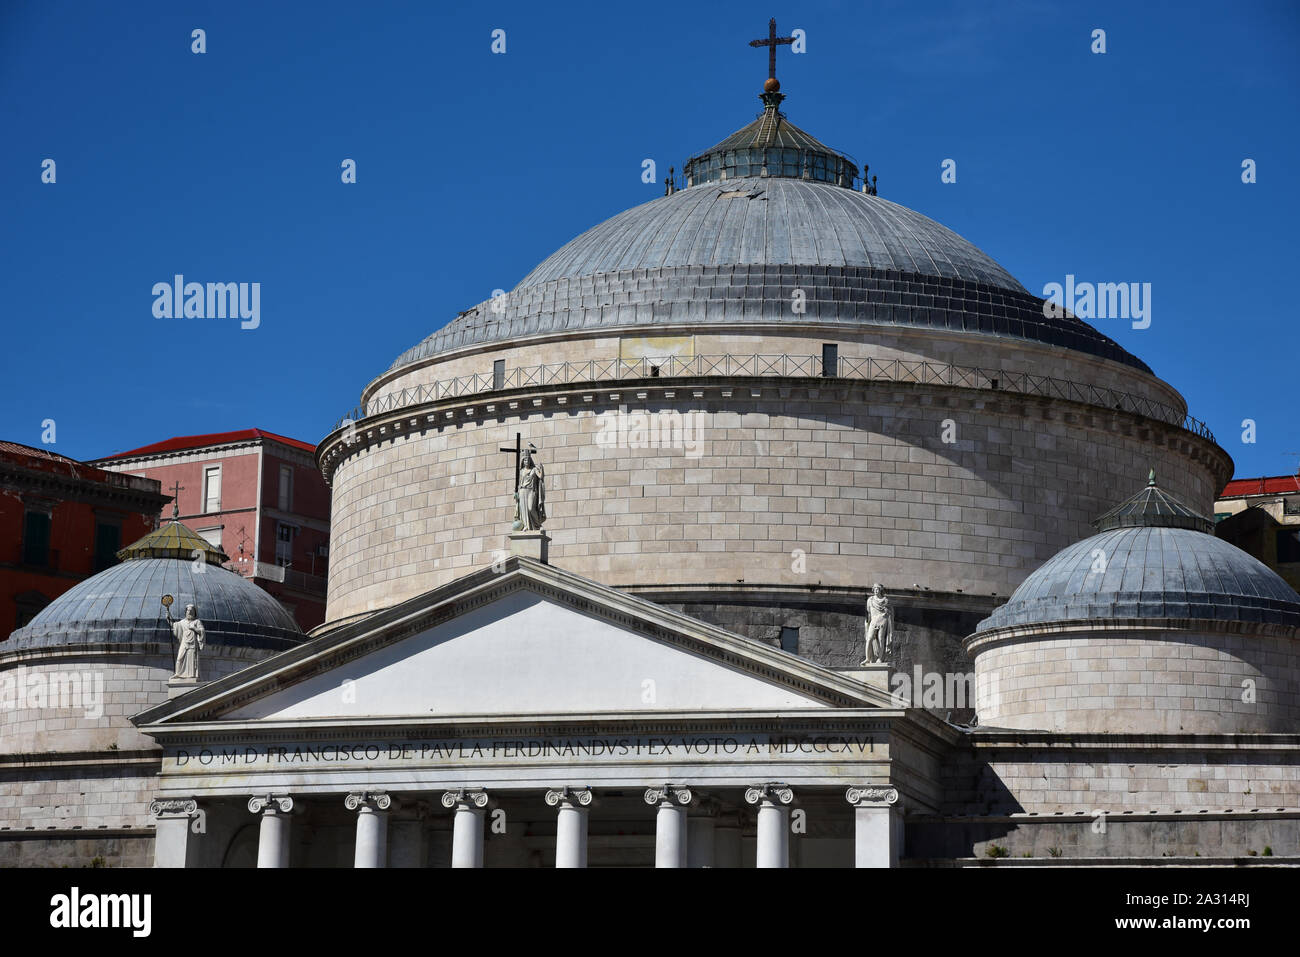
[116,519,231,564]
[387,91,1152,374]
[389,177,1150,373]
[514,178,1024,291]
[8,554,303,652]
[977,478,1300,632]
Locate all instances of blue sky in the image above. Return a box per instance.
[2,0,1297,480]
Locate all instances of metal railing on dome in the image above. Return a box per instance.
[330,354,1216,443]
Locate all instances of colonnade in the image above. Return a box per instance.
[153,783,902,868]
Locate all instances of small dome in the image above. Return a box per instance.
[977,478,1300,632]
[8,551,302,652]
[116,518,232,564]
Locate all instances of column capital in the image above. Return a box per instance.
[845,785,899,807]
[544,786,593,808]
[643,784,693,808]
[248,794,294,814]
[441,788,489,810]
[744,783,794,807]
[149,797,198,819]
[345,791,392,812]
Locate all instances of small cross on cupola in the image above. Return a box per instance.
[167,481,184,521]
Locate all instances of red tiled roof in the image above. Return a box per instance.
[0,440,85,466]
[0,439,157,489]
[96,429,317,461]
[1220,474,1300,498]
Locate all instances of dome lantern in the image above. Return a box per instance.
[683,17,865,191]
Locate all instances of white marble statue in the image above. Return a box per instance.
[515,444,546,531]
[863,583,893,664]
[170,603,206,680]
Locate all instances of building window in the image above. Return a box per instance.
[203,466,221,513]
[13,590,50,630]
[197,526,222,549]
[779,626,799,654]
[1277,529,1300,564]
[275,523,296,566]
[278,465,293,512]
[22,510,51,567]
[93,521,121,572]
[493,359,505,391]
[821,343,838,377]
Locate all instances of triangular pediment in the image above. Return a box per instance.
[135,558,894,728]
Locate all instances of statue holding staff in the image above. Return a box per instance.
[163,596,206,680]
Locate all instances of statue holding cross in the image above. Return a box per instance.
[499,433,546,531]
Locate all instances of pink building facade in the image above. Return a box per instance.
[90,429,329,631]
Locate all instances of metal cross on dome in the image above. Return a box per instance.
[168,480,183,520]
[749,17,796,82]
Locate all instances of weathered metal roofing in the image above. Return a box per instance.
[514,177,1023,290]
[7,557,303,650]
[1094,472,1215,534]
[699,108,843,154]
[388,177,1150,374]
[977,476,1300,631]
[975,526,1300,631]
[117,520,231,565]
[682,98,860,189]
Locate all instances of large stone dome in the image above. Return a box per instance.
[388,89,1149,376]
[319,79,1231,681]
[389,177,1148,374]
[514,179,1024,290]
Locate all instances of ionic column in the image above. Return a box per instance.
[248,795,294,868]
[345,792,391,868]
[846,785,902,868]
[441,789,489,868]
[150,798,201,868]
[744,784,794,868]
[643,784,692,868]
[544,786,593,868]
[687,797,721,869]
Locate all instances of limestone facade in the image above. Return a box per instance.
[0,646,274,855]
[969,625,1300,734]
[322,380,1228,624]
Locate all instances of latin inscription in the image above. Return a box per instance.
[170,734,877,769]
